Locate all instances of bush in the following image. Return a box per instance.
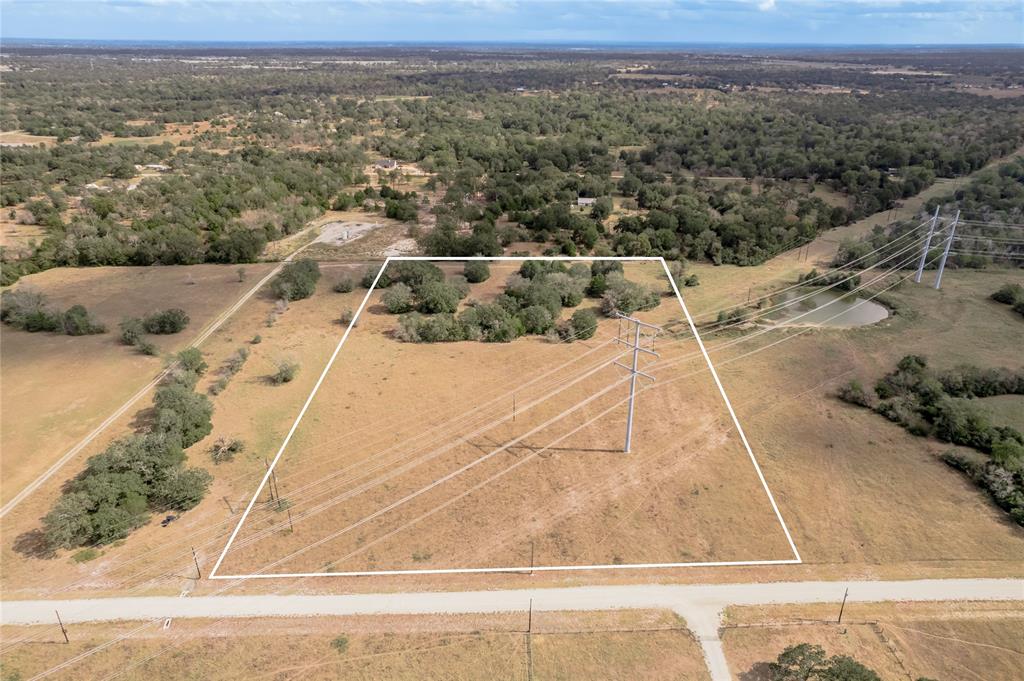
[836,380,873,408]
[463,261,491,283]
[382,261,444,291]
[991,283,1024,306]
[382,282,415,313]
[61,305,106,335]
[417,280,465,314]
[397,312,466,343]
[154,382,214,447]
[340,309,357,326]
[518,305,554,335]
[600,275,659,316]
[331,635,349,654]
[684,274,700,287]
[177,348,207,376]
[271,258,321,301]
[569,308,598,340]
[360,266,382,288]
[459,303,523,342]
[271,360,299,384]
[120,317,146,346]
[137,339,159,356]
[332,276,355,293]
[143,308,190,334]
[210,436,245,464]
[1,287,60,332]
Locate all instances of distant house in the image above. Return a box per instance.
[375,158,399,170]
[576,197,597,207]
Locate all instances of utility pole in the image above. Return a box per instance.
[264,459,276,503]
[286,508,295,532]
[191,546,202,580]
[223,496,235,514]
[614,313,660,453]
[915,205,941,283]
[934,210,960,290]
[526,598,534,681]
[55,610,69,643]
[837,587,849,624]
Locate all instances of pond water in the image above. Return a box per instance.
[762,288,889,327]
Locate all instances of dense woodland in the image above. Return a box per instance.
[2,46,1022,285]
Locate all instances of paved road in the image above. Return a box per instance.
[3,579,1020,680]
[0,229,323,520]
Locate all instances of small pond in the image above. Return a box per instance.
[762,288,889,327]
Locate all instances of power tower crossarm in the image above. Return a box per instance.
[613,313,661,453]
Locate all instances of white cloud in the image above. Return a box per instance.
[758,0,776,10]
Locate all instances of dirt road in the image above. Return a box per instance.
[3,579,1020,680]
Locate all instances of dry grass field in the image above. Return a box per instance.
[704,268,1024,576]
[0,263,276,502]
[216,261,796,576]
[0,609,710,681]
[0,262,364,595]
[721,601,1024,681]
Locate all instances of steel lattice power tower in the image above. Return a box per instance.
[614,313,661,453]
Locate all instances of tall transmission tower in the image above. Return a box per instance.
[934,210,960,290]
[613,313,661,453]
[915,205,941,283]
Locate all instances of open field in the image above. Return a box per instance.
[0,609,709,680]
[0,262,368,596]
[0,130,58,147]
[217,260,796,576]
[0,263,276,502]
[721,600,1024,681]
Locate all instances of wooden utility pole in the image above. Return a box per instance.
[191,546,202,580]
[837,587,849,624]
[526,598,534,681]
[55,610,69,643]
[287,508,295,532]
[264,459,276,503]
[223,496,235,514]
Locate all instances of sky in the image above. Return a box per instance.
[1,0,1022,46]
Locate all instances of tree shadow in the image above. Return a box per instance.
[13,528,55,559]
[129,405,157,432]
[738,662,772,681]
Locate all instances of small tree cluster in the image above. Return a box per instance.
[142,308,190,334]
[463,261,491,283]
[270,360,299,384]
[42,355,213,550]
[838,355,1024,526]
[1,288,105,335]
[764,643,882,681]
[600,273,660,316]
[271,258,321,301]
[210,436,245,464]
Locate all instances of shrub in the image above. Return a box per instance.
[340,308,357,326]
[71,548,100,563]
[332,276,355,293]
[1,287,60,332]
[224,347,250,377]
[137,339,159,356]
[177,348,207,376]
[684,274,700,287]
[836,380,873,408]
[383,261,444,291]
[251,334,262,344]
[271,360,299,384]
[271,258,321,301]
[120,317,146,346]
[360,265,382,288]
[519,260,567,280]
[210,436,245,464]
[991,283,1024,306]
[463,261,490,283]
[544,272,586,307]
[61,305,106,335]
[417,280,465,314]
[600,275,659,316]
[397,312,466,343]
[569,308,598,340]
[459,304,523,342]
[382,282,416,313]
[518,305,554,335]
[143,308,190,334]
[154,382,214,447]
[331,635,349,654]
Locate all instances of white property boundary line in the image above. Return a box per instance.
[210,256,802,579]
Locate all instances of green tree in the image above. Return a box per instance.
[271,259,321,301]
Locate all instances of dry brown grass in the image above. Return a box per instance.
[216,261,796,576]
[0,609,709,681]
[721,601,1024,681]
